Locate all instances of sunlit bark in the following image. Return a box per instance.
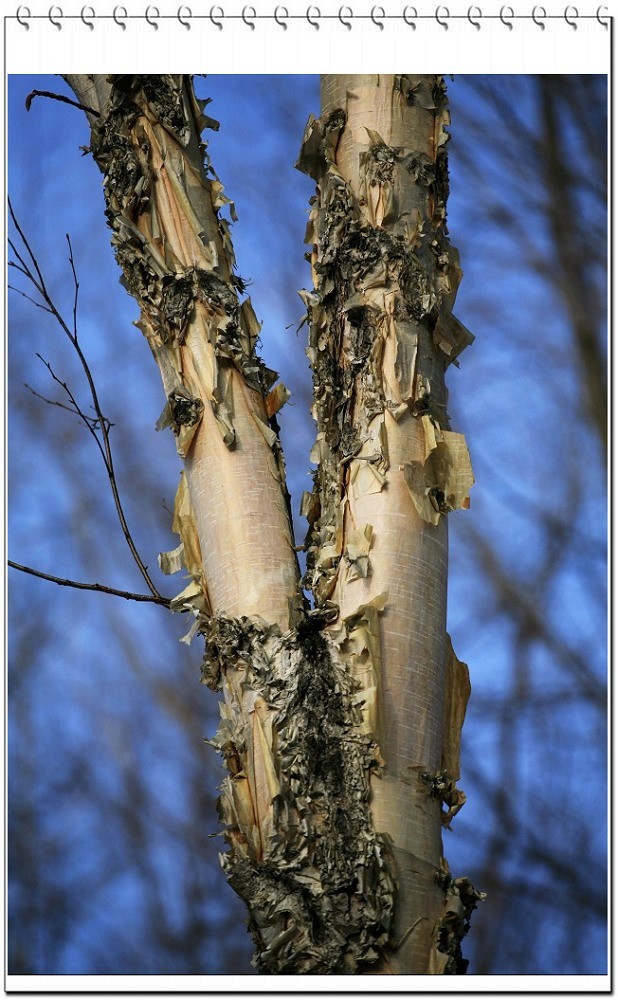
[298,74,477,973]
[64,73,479,975]
[65,74,299,628]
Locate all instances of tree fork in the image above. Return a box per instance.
[64,73,481,974]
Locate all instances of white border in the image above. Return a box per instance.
[4,3,612,75]
[3,971,614,991]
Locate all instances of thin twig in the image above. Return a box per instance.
[24,382,106,430]
[66,233,79,340]
[8,561,171,608]
[9,202,48,293]
[35,353,108,463]
[7,284,53,314]
[25,89,100,118]
[8,201,163,600]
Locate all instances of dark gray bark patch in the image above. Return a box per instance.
[203,613,396,973]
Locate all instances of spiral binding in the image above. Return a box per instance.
[12,3,611,31]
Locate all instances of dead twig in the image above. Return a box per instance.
[8,561,171,608]
[25,89,100,118]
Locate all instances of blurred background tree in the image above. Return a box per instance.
[8,74,607,976]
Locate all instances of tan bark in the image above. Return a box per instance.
[65,74,299,628]
[299,74,477,972]
[64,73,480,975]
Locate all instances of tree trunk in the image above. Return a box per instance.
[298,73,477,974]
[64,73,480,975]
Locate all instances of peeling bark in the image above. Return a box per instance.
[202,613,397,972]
[64,73,481,975]
[65,73,299,629]
[298,74,479,973]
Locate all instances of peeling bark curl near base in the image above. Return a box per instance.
[430,874,487,974]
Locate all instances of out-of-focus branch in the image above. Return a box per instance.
[540,76,607,454]
[466,524,604,707]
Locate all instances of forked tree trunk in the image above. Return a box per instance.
[65,73,481,975]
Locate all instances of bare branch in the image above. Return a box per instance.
[8,205,163,600]
[25,89,100,118]
[66,233,79,340]
[7,283,53,314]
[8,200,49,295]
[35,353,108,462]
[23,382,105,429]
[8,560,171,608]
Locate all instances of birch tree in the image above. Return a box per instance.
[45,73,479,975]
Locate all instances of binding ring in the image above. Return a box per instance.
[468,5,481,28]
[403,6,417,29]
[274,5,288,28]
[371,5,385,28]
[81,4,95,28]
[338,4,352,29]
[532,4,546,28]
[113,5,127,28]
[435,5,449,29]
[178,5,191,28]
[306,5,320,29]
[242,5,256,29]
[11,2,611,35]
[145,5,159,28]
[500,4,514,27]
[210,5,224,28]
[48,5,63,28]
[16,4,30,27]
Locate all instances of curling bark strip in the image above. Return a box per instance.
[65,73,481,974]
